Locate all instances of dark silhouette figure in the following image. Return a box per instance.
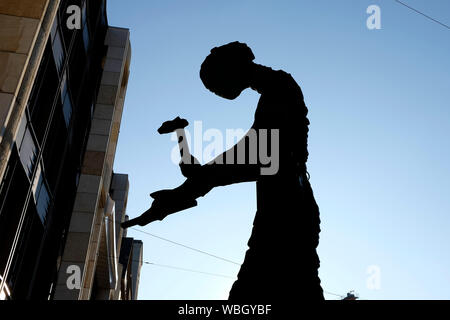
[122,42,323,301]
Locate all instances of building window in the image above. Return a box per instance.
[62,94,73,128]
[34,173,51,225]
[16,114,27,148]
[82,1,87,27]
[50,19,65,73]
[30,163,51,225]
[60,71,68,103]
[42,108,68,191]
[60,72,73,128]
[28,41,60,145]
[82,1,90,52]
[83,25,90,53]
[19,127,38,180]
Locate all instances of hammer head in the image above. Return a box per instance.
[158,117,189,134]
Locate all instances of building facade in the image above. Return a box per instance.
[118,236,143,300]
[0,0,142,300]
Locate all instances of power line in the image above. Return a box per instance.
[394,0,450,30]
[129,227,242,266]
[144,262,236,279]
[95,251,236,280]
[97,236,346,296]
[126,229,348,297]
[323,290,345,299]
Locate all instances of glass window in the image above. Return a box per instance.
[82,1,87,27]
[16,114,27,148]
[50,19,58,43]
[90,102,94,118]
[82,25,90,53]
[42,109,68,191]
[60,72,68,104]
[35,175,51,225]
[29,41,60,144]
[31,162,42,196]
[31,165,51,225]
[19,127,38,180]
[51,19,65,73]
[82,1,90,52]
[68,36,87,99]
[52,31,65,73]
[60,72,72,128]
[62,93,73,128]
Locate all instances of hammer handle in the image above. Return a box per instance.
[175,128,191,164]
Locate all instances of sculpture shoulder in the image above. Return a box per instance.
[254,69,307,128]
[275,70,304,100]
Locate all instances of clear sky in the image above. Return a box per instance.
[107,0,450,300]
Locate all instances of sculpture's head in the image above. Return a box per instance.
[200,42,255,100]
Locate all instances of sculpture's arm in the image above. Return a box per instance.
[179,125,273,199]
[121,124,279,228]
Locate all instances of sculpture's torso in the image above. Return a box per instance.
[229,68,323,301]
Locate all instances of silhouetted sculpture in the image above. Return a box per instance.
[122,42,323,301]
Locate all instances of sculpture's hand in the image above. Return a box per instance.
[121,188,198,229]
[120,200,164,228]
[179,155,202,178]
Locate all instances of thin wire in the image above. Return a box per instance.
[125,227,349,294]
[129,227,242,266]
[394,0,450,30]
[99,251,352,298]
[323,290,345,299]
[144,262,236,280]
[95,252,236,280]
[96,244,343,293]
[128,229,346,295]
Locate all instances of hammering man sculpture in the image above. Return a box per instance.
[122,42,324,301]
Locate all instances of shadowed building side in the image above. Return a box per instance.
[118,237,143,300]
[0,0,142,300]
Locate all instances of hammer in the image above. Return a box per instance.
[158,116,198,165]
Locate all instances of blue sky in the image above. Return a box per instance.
[107,0,450,300]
